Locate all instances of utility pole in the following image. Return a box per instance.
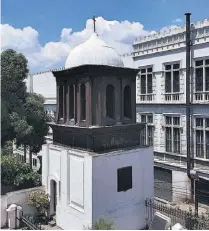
[185,12,199,216]
[185,12,191,180]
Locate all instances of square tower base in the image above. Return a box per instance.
[42,144,154,230]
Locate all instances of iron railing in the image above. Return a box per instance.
[17,213,44,230]
[145,199,209,230]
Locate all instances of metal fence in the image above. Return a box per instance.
[17,212,44,230]
[145,199,209,230]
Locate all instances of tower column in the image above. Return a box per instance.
[42,144,49,191]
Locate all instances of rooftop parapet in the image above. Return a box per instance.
[133,18,209,45]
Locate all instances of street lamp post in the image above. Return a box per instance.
[190,169,199,216]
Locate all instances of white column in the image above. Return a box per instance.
[6,204,22,229]
[42,144,49,191]
[61,149,68,204]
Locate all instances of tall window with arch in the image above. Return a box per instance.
[80,83,86,120]
[58,86,64,120]
[124,85,132,118]
[106,84,115,118]
[69,85,75,119]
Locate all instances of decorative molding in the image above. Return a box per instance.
[133,19,209,45]
[132,19,209,57]
[69,154,85,213]
[49,145,63,152]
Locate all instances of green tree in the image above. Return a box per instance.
[1,141,13,156]
[24,93,49,168]
[1,49,28,146]
[10,93,49,168]
[1,49,49,168]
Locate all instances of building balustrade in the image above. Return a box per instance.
[164,93,180,101]
[139,94,154,102]
[137,91,209,104]
[194,92,209,102]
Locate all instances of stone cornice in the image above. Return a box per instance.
[132,19,209,58]
[132,38,209,58]
[133,18,209,45]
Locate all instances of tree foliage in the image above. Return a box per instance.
[28,191,50,215]
[1,49,49,168]
[1,155,41,189]
[1,49,28,145]
[1,141,13,156]
[24,93,49,153]
[187,207,209,230]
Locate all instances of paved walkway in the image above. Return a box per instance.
[41,224,62,230]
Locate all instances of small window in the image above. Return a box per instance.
[196,118,203,127]
[196,60,203,67]
[33,159,37,167]
[147,74,153,93]
[166,116,172,125]
[69,85,75,119]
[173,117,180,126]
[173,64,180,69]
[59,86,64,119]
[123,85,132,118]
[117,166,132,192]
[140,75,146,94]
[80,83,86,120]
[106,84,115,118]
[206,118,209,128]
[165,72,172,93]
[147,115,153,123]
[147,67,152,72]
[165,65,171,70]
[141,115,146,123]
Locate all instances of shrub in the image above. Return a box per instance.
[1,155,41,190]
[87,217,116,230]
[28,191,50,215]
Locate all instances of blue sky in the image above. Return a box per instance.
[2,0,209,72]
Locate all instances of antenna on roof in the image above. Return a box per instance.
[92,16,96,33]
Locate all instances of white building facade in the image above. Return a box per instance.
[42,144,153,230]
[132,19,209,203]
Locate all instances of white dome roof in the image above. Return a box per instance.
[65,33,124,69]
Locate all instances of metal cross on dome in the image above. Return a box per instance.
[92,16,96,33]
